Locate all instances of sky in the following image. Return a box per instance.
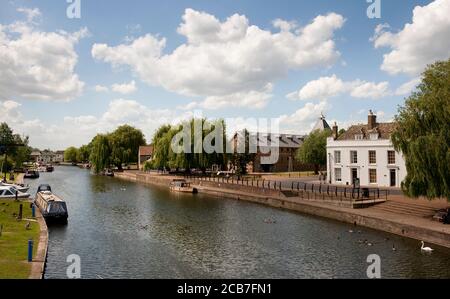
[1,0,449,150]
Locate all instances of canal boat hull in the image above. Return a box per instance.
[35,184,68,224]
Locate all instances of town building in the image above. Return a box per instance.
[55,151,65,163]
[31,150,57,164]
[233,115,331,173]
[138,145,154,170]
[326,111,407,188]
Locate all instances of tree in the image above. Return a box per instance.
[108,125,146,170]
[64,147,79,163]
[89,134,111,174]
[0,123,28,174]
[296,129,332,175]
[231,129,255,176]
[77,145,90,163]
[391,58,450,200]
[150,119,228,172]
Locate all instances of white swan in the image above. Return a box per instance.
[421,241,434,252]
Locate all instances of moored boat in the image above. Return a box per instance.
[24,169,40,179]
[0,182,29,193]
[35,184,68,224]
[170,179,198,194]
[46,165,55,172]
[0,186,30,199]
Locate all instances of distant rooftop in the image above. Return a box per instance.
[312,114,331,132]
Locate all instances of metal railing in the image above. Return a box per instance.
[181,173,389,202]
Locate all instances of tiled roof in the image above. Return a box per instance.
[236,132,306,149]
[139,145,154,156]
[337,122,398,141]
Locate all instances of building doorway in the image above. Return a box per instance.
[351,168,358,185]
[390,169,397,187]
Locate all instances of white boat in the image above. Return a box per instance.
[0,186,31,199]
[37,166,47,172]
[0,182,29,193]
[170,179,198,194]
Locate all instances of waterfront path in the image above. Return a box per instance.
[116,171,450,249]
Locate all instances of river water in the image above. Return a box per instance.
[25,166,450,279]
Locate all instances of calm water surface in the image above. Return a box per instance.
[26,166,450,279]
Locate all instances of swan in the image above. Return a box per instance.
[421,241,434,252]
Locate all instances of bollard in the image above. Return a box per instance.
[28,239,33,262]
[18,204,23,220]
[31,204,36,218]
[15,190,18,202]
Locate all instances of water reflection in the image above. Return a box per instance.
[24,166,450,279]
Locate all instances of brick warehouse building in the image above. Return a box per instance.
[233,115,331,173]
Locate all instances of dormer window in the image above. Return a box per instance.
[355,134,364,140]
[370,133,379,140]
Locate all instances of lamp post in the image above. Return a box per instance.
[328,153,332,184]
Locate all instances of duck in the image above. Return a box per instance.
[392,244,397,252]
[421,241,434,253]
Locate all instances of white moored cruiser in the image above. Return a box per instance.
[0,186,30,199]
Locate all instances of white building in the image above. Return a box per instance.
[326,111,407,188]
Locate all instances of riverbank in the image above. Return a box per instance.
[115,171,450,249]
[0,200,41,279]
[28,205,48,279]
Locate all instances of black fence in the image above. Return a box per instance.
[181,174,389,202]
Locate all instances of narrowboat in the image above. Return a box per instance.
[24,169,40,179]
[169,179,198,194]
[35,184,68,224]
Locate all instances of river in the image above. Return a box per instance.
[25,166,450,279]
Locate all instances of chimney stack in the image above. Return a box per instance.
[368,110,377,130]
[332,122,339,140]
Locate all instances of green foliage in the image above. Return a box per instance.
[108,125,146,170]
[391,58,450,200]
[0,123,31,171]
[64,147,79,163]
[296,129,332,174]
[89,134,111,174]
[230,129,255,176]
[151,119,228,172]
[77,145,91,163]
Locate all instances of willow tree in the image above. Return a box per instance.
[90,134,111,174]
[391,59,450,200]
[296,129,332,175]
[108,125,146,170]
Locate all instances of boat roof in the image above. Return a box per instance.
[38,191,65,203]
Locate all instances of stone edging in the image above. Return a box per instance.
[29,205,48,279]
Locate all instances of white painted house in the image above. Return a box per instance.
[326,111,407,188]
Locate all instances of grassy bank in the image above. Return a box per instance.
[0,200,40,279]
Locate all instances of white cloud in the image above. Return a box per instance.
[0,13,87,101]
[350,81,390,99]
[279,101,330,133]
[17,7,41,23]
[373,0,450,76]
[289,75,391,100]
[95,85,109,92]
[297,75,346,100]
[111,80,137,94]
[4,98,194,149]
[92,8,345,109]
[395,77,421,96]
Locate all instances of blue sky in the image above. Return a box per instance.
[1,0,449,149]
